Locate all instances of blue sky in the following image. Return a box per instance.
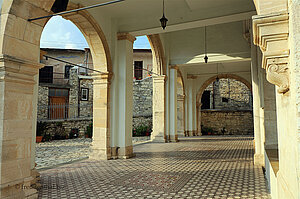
[40,16,151,49]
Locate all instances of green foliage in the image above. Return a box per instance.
[132,124,152,137]
[85,122,93,138]
[36,122,47,136]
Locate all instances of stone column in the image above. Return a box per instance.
[0,55,43,199]
[186,79,197,136]
[152,75,166,142]
[114,33,135,158]
[90,72,112,160]
[196,102,202,136]
[253,8,299,199]
[251,37,264,165]
[169,67,178,142]
[177,94,185,137]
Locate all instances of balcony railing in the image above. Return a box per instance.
[37,104,93,120]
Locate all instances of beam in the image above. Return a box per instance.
[130,11,256,36]
[28,0,124,22]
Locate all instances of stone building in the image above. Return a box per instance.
[1,1,300,198]
[200,78,254,135]
[37,48,94,138]
[38,48,154,137]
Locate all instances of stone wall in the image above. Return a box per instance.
[38,118,92,138]
[133,77,153,128]
[79,77,93,118]
[37,86,49,119]
[201,110,254,135]
[204,78,252,110]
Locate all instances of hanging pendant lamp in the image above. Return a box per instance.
[160,0,168,30]
[204,26,208,63]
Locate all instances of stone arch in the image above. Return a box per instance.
[0,1,112,197]
[147,34,166,75]
[196,74,252,103]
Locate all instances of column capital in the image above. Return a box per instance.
[152,75,166,82]
[117,33,136,43]
[169,65,179,70]
[92,72,113,84]
[0,54,44,85]
[253,12,290,94]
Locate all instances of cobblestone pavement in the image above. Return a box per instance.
[38,136,270,199]
[36,137,151,169]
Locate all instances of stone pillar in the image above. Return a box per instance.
[253,7,299,199]
[152,75,166,142]
[0,55,43,199]
[169,67,178,142]
[114,33,135,158]
[251,37,264,166]
[196,102,202,136]
[90,72,112,160]
[177,94,185,137]
[262,72,278,149]
[186,79,197,136]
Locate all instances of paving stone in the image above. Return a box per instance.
[37,136,271,198]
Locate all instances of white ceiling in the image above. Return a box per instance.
[70,0,256,33]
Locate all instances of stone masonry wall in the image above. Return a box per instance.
[133,77,153,128]
[39,119,92,138]
[37,86,49,119]
[204,78,252,110]
[79,77,93,118]
[201,110,254,135]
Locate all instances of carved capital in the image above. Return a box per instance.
[266,58,289,94]
[253,12,290,94]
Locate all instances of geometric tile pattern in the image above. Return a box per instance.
[38,136,271,199]
[111,171,193,192]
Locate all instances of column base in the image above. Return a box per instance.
[89,146,111,160]
[185,131,194,137]
[151,132,167,143]
[254,153,265,166]
[169,135,179,142]
[114,146,135,159]
[177,131,185,138]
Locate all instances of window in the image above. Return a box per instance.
[134,61,143,80]
[39,66,53,83]
[65,65,73,79]
[201,91,211,109]
[81,88,89,101]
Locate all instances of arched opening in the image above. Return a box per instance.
[132,36,153,143]
[197,75,253,136]
[0,1,112,196]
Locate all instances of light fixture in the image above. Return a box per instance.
[160,0,168,30]
[204,26,208,63]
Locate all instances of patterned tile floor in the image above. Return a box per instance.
[38,136,270,199]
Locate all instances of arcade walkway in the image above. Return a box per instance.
[38,137,270,199]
